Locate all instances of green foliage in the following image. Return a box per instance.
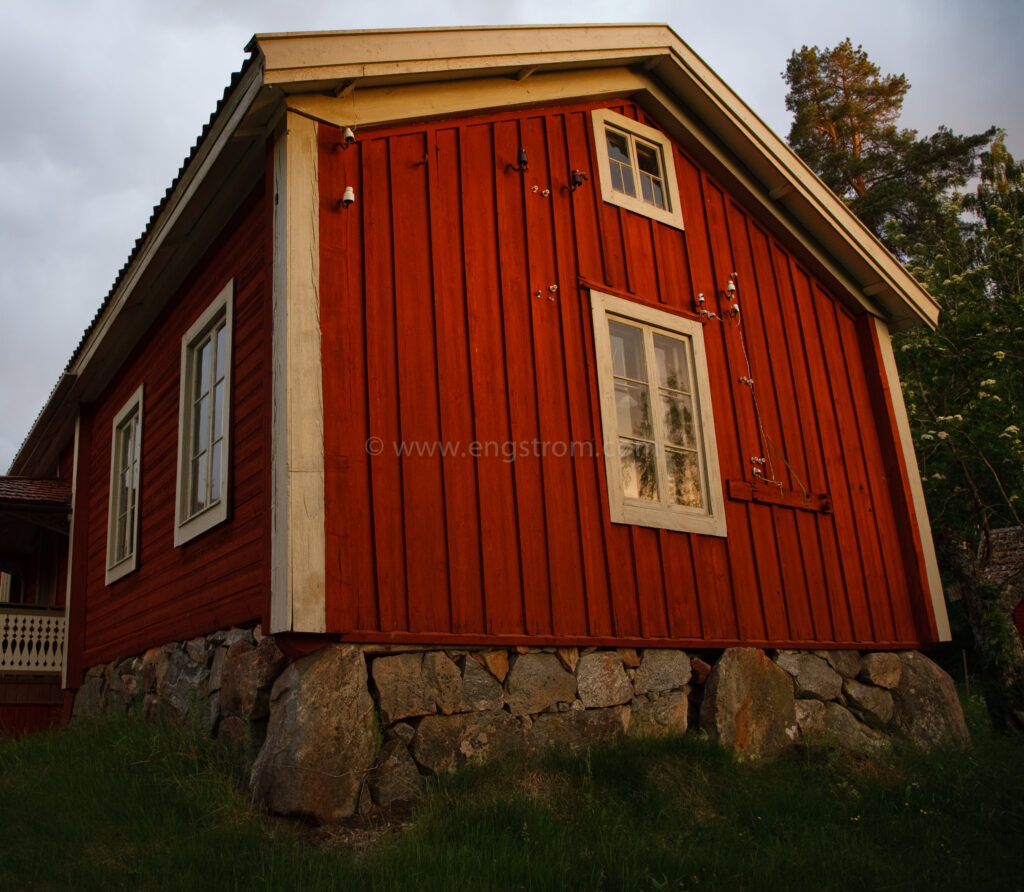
[784,39,993,246]
[1,716,1022,890]
[893,133,1024,543]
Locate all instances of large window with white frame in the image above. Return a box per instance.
[591,291,726,536]
[174,281,232,546]
[591,108,685,230]
[106,384,144,584]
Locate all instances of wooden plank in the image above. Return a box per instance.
[768,242,840,641]
[390,130,451,634]
[362,136,407,632]
[428,125,485,635]
[460,122,524,636]
[672,152,738,640]
[319,125,377,633]
[522,112,589,637]
[558,108,615,638]
[493,117,550,636]
[699,179,767,641]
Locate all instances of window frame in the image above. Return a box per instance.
[591,108,685,230]
[105,384,144,584]
[591,290,726,537]
[174,280,233,547]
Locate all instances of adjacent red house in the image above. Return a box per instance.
[1,25,950,720]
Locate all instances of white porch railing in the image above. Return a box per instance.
[0,608,66,673]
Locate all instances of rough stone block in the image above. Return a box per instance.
[422,651,463,715]
[371,653,435,724]
[219,636,288,721]
[794,698,827,738]
[412,710,523,773]
[823,702,890,753]
[891,651,970,748]
[576,651,633,708]
[369,739,424,806]
[505,653,577,715]
[528,706,630,753]
[843,678,895,729]
[461,656,504,711]
[629,691,689,736]
[634,649,691,695]
[251,644,376,823]
[821,650,862,679]
[859,652,902,689]
[775,652,843,701]
[700,648,797,760]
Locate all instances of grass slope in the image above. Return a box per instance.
[0,696,1020,891]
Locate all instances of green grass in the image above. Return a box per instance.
[0,696,1021,891]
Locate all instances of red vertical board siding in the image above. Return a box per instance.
[77,179,272,667]
[428,126,486,636]
[320,129,376,633]
[320,99,939,649]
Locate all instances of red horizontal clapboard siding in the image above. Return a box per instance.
[76,178,273,669]
[319,99,936,649]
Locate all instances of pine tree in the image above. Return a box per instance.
[784,39,994,249]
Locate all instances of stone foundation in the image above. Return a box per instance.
[72,631,970,822]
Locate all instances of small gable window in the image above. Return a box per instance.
[591,291,725,536]
[106,384,143,583]
[592,109,684,230]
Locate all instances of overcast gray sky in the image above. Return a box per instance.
[2,0,1021,472]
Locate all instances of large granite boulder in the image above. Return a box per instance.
[891,651,970,748]
[251,644,376,822]
[700,648,797,760]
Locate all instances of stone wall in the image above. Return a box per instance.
[72,631,969,823]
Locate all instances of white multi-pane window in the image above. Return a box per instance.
[591,291,726,536]
[106,385,144,583]
[175,281,232,546]
[591,109,684,230]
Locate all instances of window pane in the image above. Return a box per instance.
[193,395,210,455]
[619,440,658,501]
[609,320,646,381]
[661,392,697,449]
[636,142,661,176]
[194,339,211,401]
[650,179,666,209]
[606,129,631,164]
[615,381,654,439]
[666,448,703,508]
[619,165,636,197]
[653,334,691,392]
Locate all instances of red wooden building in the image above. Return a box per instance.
[1,25,950,719]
